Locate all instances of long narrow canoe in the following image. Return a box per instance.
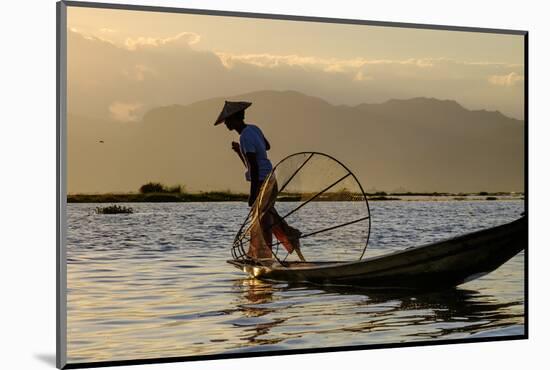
[228,217,526,289]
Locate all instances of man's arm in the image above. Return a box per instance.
[232,141,246,167]
[245,152,260,206]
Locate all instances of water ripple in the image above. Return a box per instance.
[67,201,525,363]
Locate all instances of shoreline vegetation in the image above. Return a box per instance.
[68,183,524,203]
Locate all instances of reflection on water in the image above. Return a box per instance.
[228,278,524,351]
[67,201,524,363]
[232,280,286,347]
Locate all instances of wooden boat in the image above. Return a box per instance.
[228,217,526,289]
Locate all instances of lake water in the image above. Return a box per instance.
[66,201,525,364]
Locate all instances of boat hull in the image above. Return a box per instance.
[228,217,526,289]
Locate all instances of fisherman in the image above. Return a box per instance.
[214,101,305,262]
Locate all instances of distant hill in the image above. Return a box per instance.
[67,90,524,194]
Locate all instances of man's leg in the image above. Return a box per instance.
[270,208,306,262]
[259,211,274,258]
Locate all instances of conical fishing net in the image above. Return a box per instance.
[232,152,371,264]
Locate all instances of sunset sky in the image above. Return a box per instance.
[68,6,524,121]
[66,5,525,194]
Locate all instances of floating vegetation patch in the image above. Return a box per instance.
[95,205,134,214]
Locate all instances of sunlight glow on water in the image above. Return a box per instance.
[67,201,524,363]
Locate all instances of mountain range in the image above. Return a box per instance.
[67,90,524,194]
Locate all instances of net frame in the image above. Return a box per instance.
[231,152,371,264]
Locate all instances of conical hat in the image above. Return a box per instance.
[214,101,252,125]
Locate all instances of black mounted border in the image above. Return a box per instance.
[57,1,68,369]
[57,1,529,369]
[62,335,526,369]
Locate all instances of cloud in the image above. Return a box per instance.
[465,61,522,68]
[99,28,117,33]
[214,53,517,71]
[215,52,439,71]
[124,32,200,51]
[69,28,117,46]
[68,28,525,120]
[122,64,157,81]
[109,102,143,122]
[216,52,320,69]
[213,52,524,85]
[353,70,373,81]
[488,72,524,87]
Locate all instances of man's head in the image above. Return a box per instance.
[224,110,245,131]
[213,101,251,130]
